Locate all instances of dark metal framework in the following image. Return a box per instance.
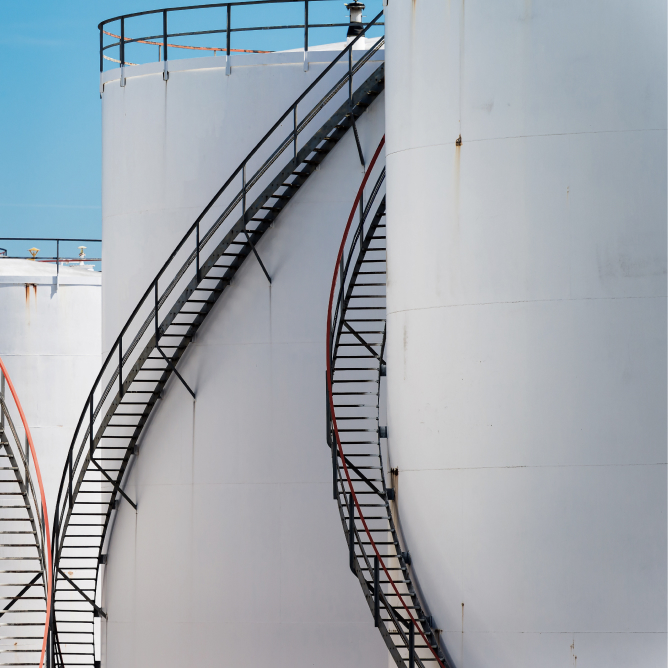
[0,367,50,667]
[326,143,455,668]
[99,0,383,71]
[50,15,385,667]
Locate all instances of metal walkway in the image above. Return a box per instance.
[49,17,385,668]
[326,141,455,668]
[0,360,51,668]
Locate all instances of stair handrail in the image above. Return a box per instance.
[51,7,384,613]
[326,137,448,668]
[0,357,52,668]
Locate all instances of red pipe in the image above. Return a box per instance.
[325,136,446,668]
[0,357,53,668]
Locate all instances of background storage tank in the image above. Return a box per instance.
[98,16,389,667]
[0,258,101,515]
[384,1,666,666]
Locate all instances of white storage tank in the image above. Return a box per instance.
[99,20,389,668]
[384,1,666,666]
[0,258,101,516]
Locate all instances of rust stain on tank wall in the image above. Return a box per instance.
[453,136,462,227]
[24,284,37,304]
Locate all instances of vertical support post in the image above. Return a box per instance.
[1,365,5,431]
[163,10,169,81]
[226,5,231,75]
[56,239,60,281]
[303,0,309,71]
[120,17,126,87]
[154,282,160,343]
[118,338,124,399]
[68,450,72,508]
[196,223,200,283]
[328,370,337,500]
[373,555,380,626]
[409,623,415,668]
[332,442,337,500]
[293,107,298,161]
[99,27,104,74]
[24,434,29,489]
[348,492,355,573]
[89,397,94,456]
[359,196,364,251]
[339,253,345,318]
[242,165,246,226]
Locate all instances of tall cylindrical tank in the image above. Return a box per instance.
[0,259,101,516]
[100,45,388,666]
[384,1,666,666]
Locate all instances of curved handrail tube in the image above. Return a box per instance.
[99,0,384,72]
[326,137,450,668]
[52,13,385,547]
[100,0,337,27]
[0,357,52,668]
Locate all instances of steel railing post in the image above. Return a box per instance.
[89,397,94,456]
[163,10,169,81]
[120,17,126,87]
[348,492,355,573]
[56,239,60,283]
[196,222,200,283]
[0,366,4,430]
[303,0,309,71]
[68,450,72,508]
[99,27,103,74]
[154,282,160,343]
[374,555,380,626]
[118,338,124,399]
[409,622,415,668]
[293,106,298,161]
[226,5,231,75]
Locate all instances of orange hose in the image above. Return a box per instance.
[0,357,52,668]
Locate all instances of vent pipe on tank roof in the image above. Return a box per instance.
[346,1,365,43]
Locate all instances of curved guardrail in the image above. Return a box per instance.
[50,13,385,667]
[0,359,52,668]
[326,140,455,668]
[99,0,384,71]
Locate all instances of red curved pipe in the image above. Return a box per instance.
[0,357,52,668]
[326,136,445,668]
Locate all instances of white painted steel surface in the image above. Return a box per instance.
[384,1,666,667]
[101,46,382,358]
[101,52,388,667]
[0,260,101,518]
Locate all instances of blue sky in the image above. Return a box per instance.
[0,0,382,261]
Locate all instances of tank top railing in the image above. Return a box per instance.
[100,0,384,74]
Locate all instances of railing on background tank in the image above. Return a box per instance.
[0,239,102,274]
[99,0,383,72]
[50,14,384,666]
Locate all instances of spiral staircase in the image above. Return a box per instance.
[326,142,455,668]
[43,9,454,668]
[0,361,51,668]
